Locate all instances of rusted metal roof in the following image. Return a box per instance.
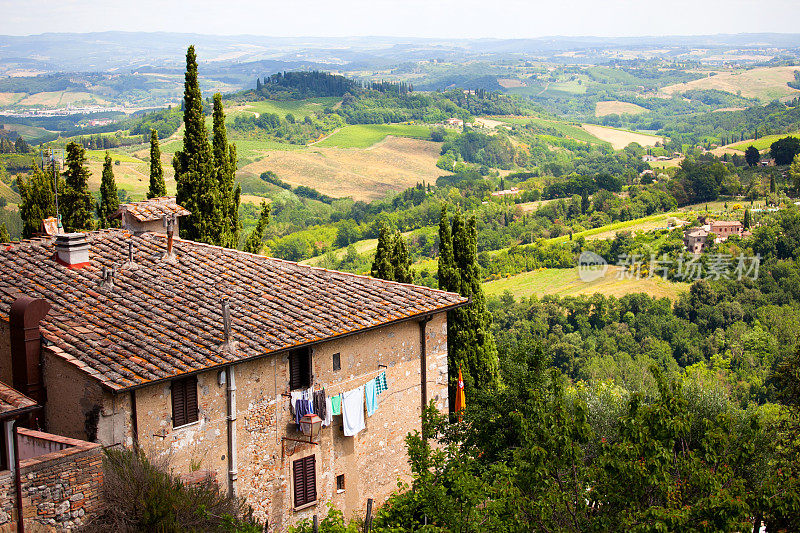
[112,197,190,223]
[0,230,466,391]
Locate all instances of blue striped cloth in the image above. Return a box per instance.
[375,371,388,395]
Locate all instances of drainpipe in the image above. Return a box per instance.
[9,296,51,428]
[418,315,432,439]
[12,420,23,533]
[226,365,238,497]
[130,390,139,448]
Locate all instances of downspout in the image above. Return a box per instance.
[418,315,432,439]
[226,365,238,497]
[130,390,139,448]
[12,420,23,533]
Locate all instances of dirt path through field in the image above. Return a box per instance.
[581,124,664,149]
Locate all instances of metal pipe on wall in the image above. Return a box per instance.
[226,365,238,497]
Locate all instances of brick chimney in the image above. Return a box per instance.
[9,295,51,427]
[54,233,90,268]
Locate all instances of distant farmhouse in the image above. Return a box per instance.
[0,198,466,530]
[683,219,750,253]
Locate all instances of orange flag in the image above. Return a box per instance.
[455,367,466,420]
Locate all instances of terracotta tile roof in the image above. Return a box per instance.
[0,230,466,391]
[0,382,37,417]
[112,197,190,223]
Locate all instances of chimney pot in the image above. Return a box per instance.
[54,233,90,268]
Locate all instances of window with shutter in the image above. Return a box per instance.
[289,348,311,390]
[171,375,198,428]
[292,455,317,507]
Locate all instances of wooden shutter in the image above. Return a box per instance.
[290,351,302,390]
[172,376,198,427]
[304,455,317,503]
[172,379,186,427]
[292,455,317,507]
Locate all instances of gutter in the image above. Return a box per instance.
[107,298,469,395]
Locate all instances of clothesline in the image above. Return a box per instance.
[322,367,387,396]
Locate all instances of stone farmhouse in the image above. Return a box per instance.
[683,219,750,253]
[0,225,466,530]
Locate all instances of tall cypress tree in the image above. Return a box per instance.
[743,208,751,229]
[371,225,395,280]
[96,152,120,229]
[439,207,500,406]
[18,164,57,238]
[242,201,271,254]
[173,45,220,244]
[392,232,412,283]
[438,205,458,292]
[0,223,10,243]
[212,93,241,248]
[61,142,94,232]
[148,129,166,199]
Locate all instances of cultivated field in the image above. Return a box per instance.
[315,124,432,148]
[0,181,20,204]
[83,150,176,199]
[0,92,26,106]
[238,136,442,201]
[547,213,674,244]
[17,91,108,107]
[581,124,664,149]
[229,97,341,119]
[595,100,648,117]
[729,132,800,152]
[660,66,800,101]
[483,266,689,300]
[494,116,607,144]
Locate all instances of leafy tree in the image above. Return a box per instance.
[770,136,800,166]
[17,164,57,238]
[745,145,760,167]
[0,223,9,242]
[14,136,29,154]
[96,152,120,229]
[242,201,270,254]
[212,93,241,248]
[790,153,800,194]
[147,129,166,199]
[61,141,94,232]
[173,45,221,244]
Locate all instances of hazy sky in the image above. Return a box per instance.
[1,0,799,38]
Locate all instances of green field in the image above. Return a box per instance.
[493,116,607,145]
[730,132,800,152]
[85,150,142,163]
[483,266,689,300]
[0,181,20,204]
[231,97,341,119]
[546,213,673,244]
[315,124,432,148]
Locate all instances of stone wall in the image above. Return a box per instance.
[0,428,103,532]
[129,312,449,532]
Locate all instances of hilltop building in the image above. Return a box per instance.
[683,219,749,253]
[0,229,464,530]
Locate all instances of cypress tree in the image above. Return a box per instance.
[371,225,395,280]
[61,142,94,232]
[770,175,777,194]
[148,129,166,199]
[96,152,120,229]
[18,164,58,238]
[173,45,220,244]
[438,205,458,292]
[392,232,412,283]
[242,201,271,254]
[212,93,241,248]
[439,207,500,407]
[0,223,9,242]
[743,208,751,229]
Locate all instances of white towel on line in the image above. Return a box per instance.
[342,385,365,437]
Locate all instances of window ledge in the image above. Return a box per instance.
[294,500,317,512]
[172,420,200,431]
[336,489,345,494]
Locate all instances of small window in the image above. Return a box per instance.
[293,455,317,507]
[332,352,341,372]
[172,375,198,428]
[289,348,311,390]
[336,474,345,492]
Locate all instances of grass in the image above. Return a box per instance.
[483,266,689,300]
[0,181,20,204]
[729,132,800,152]
[315,124,432,148]
[85,150,142,163]
[595,101,648,117]
[231,97,341,119]
[661,66,800,102]
[546,213,673,244]
[580,124,663,150]
[493,116,607,145]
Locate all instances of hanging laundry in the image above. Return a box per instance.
[323,396,333,428]
[375,371,389,395]
[294,398,311,430]
[290,390,304,417]
[342,386,365,437]
[365,378,378,416]
[313,389,327,421]
[331,393,342,416]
